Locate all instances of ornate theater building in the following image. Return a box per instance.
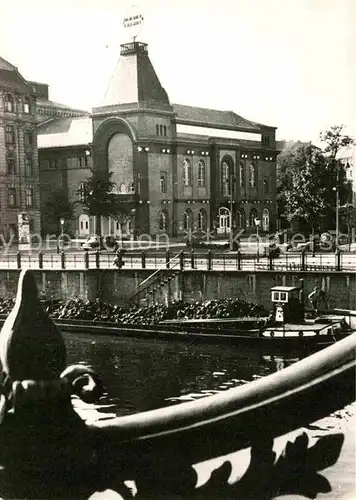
[37,39,278,239]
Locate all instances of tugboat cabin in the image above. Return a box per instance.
[270,286,304,324]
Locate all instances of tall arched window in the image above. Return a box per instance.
[159,211,168,231]
[236,209,245,229]
[263,177,270,194]
[249,163,257,187]
[156,124,159,135]
[221,161,230,196]
[183,159,192,186]
[160,125,163,136]
[249,208,258,228]
[163,125,167,136]
[23,97,31,114]
[4,94,14,113]
[183,209,192,231]
[198,160,206,187]
[198,209,207,231]
[160,172,167,193]
[78,182,87,202]
[239,162,245,187]
[262,208,270,231]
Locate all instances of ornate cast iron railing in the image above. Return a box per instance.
[0,270,354,499]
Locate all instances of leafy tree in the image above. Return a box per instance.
[281,145,330,234]
[43,189,74,232]
[320,125,353,159]
[320,125,354,232]
[276,141,311,228]
[78,170,134,236]
[277,127,353,234]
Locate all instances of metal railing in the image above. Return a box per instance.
[0,250,354,271]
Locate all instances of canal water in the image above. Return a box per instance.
[64,332,303,416]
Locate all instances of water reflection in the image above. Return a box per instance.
[64,332,305,416]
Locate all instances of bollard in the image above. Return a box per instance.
[237,250,242,271]
[301,250,306,271]
[141,251,146,269]
[95,250,100,269]
[207,250,212,271]
[336,250,341,271]
[61,251,65,269]
[165,250,170,269]
[269,254,273,270]
[190,249,195,269]
[16,251,21,269]
[84,250,89,270]
[179,251,184,271]
[38,251,43,269]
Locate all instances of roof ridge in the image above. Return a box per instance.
[173,102,230,113]
[0,56,16,71]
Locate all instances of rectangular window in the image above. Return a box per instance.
[7,186,17,207]
[5,125,15,145]
[26,187,34,208]
[24,130,33,148]
[25,155,34,177]
[6,155,16,175]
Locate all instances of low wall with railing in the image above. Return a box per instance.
[0,249,355,271]
[0,268,355,310]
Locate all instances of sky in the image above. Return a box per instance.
[1,0,355,143]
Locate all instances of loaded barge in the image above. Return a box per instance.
[41,284,354,350]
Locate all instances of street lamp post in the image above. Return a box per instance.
[60,218,65,251]
[229,174,236,251]
[254,217,261,262]
[336,166,339,249]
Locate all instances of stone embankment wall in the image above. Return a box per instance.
[0,270,355,310]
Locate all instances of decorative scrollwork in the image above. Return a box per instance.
[60,365,104,404]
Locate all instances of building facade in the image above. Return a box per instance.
[0,57,41,241]
[38,41,278,239]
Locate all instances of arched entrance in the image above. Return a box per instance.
[218,207,231,234]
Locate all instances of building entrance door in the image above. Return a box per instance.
[218,207,231,234]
